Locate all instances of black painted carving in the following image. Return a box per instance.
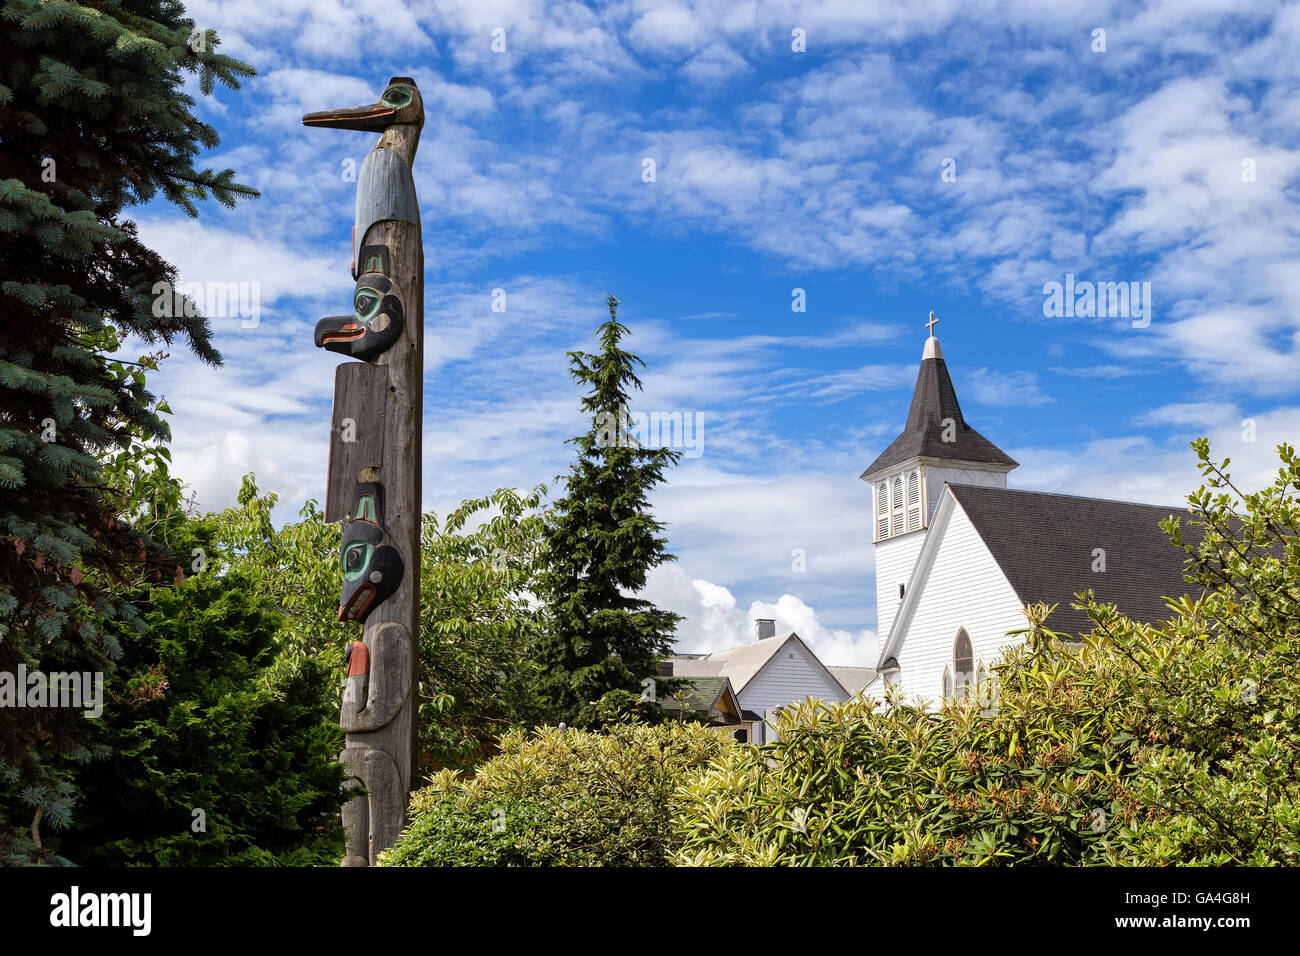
[338,482,404,623]
[315,271,406,362]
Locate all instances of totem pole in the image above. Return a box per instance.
[303,77,423,867]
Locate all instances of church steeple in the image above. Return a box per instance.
[861,311,1017,482]
[864,312,1019,642]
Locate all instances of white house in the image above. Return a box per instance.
[662,621,868,742]
[863,316,1199,705]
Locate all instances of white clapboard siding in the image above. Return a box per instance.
[738,638,848,742]
[876,467,1009,643]
[875,531,926,642]
[894,497,1026,706]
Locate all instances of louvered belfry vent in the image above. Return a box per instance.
[906,471,921,530]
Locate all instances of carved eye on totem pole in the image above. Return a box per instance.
[314,246,405,361]
[339,482,404,623]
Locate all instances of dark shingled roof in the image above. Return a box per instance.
[947,484,1201,636]
[861,350,1018,478]
[658,676,728,712]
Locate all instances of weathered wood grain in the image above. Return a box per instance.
[325,361,388,522]
[353,148,418,278]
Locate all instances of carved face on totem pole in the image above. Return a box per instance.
[338,482,404,623]
[314,246,406,360]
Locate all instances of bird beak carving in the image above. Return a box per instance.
[302,103,396,132]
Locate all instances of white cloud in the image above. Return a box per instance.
[135,218,341,312]
[1012,406,1300,508]
[646,565,877,665]
[123,1,1300,669]
[963,368,1054,407]
[1134,402,1240,428]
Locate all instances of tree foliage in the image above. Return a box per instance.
[535,295,683,725]
[211,478,551,776]
[0,0,256,859]
[673,632,1147,866]
[381,722,734,867]
[417,486,550,770]
[54,560,347,866]
[1117,438,1300,863]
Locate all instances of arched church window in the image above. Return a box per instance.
[954,629,973,700]
[942,665,952,699]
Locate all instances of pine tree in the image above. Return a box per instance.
[0,0,257,862]
[536,295,684,726]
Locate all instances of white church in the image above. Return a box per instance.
[863,314,1196,705]
[663,313,1197,733]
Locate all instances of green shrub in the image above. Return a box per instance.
[53,567,347,866]
[1110,440,1300,864]
[673,623,1149,867]
[381,721,734,866]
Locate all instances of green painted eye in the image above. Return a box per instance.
[354,289,381,319]
[381,87,411,108]
[343,542,372,581]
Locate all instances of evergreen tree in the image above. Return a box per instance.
[536,295,683,725]
[56,558,348,867]
[0,0,256,860]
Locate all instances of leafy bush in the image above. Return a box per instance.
[381,722,733,866]
[213,478,551,775]
[673,626,1149,866]
[1112,439,1300,864]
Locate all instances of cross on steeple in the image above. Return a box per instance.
[925,310,939,338]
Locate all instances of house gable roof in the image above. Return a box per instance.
[668,633,851,698]
[828,666,877,695]
[658,676,740,716]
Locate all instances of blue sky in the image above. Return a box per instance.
[132,1,1300,666]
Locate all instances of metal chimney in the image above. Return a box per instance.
[755,618,776,642]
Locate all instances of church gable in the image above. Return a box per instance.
[862,317,1209,707]
[878,491,1025,704]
